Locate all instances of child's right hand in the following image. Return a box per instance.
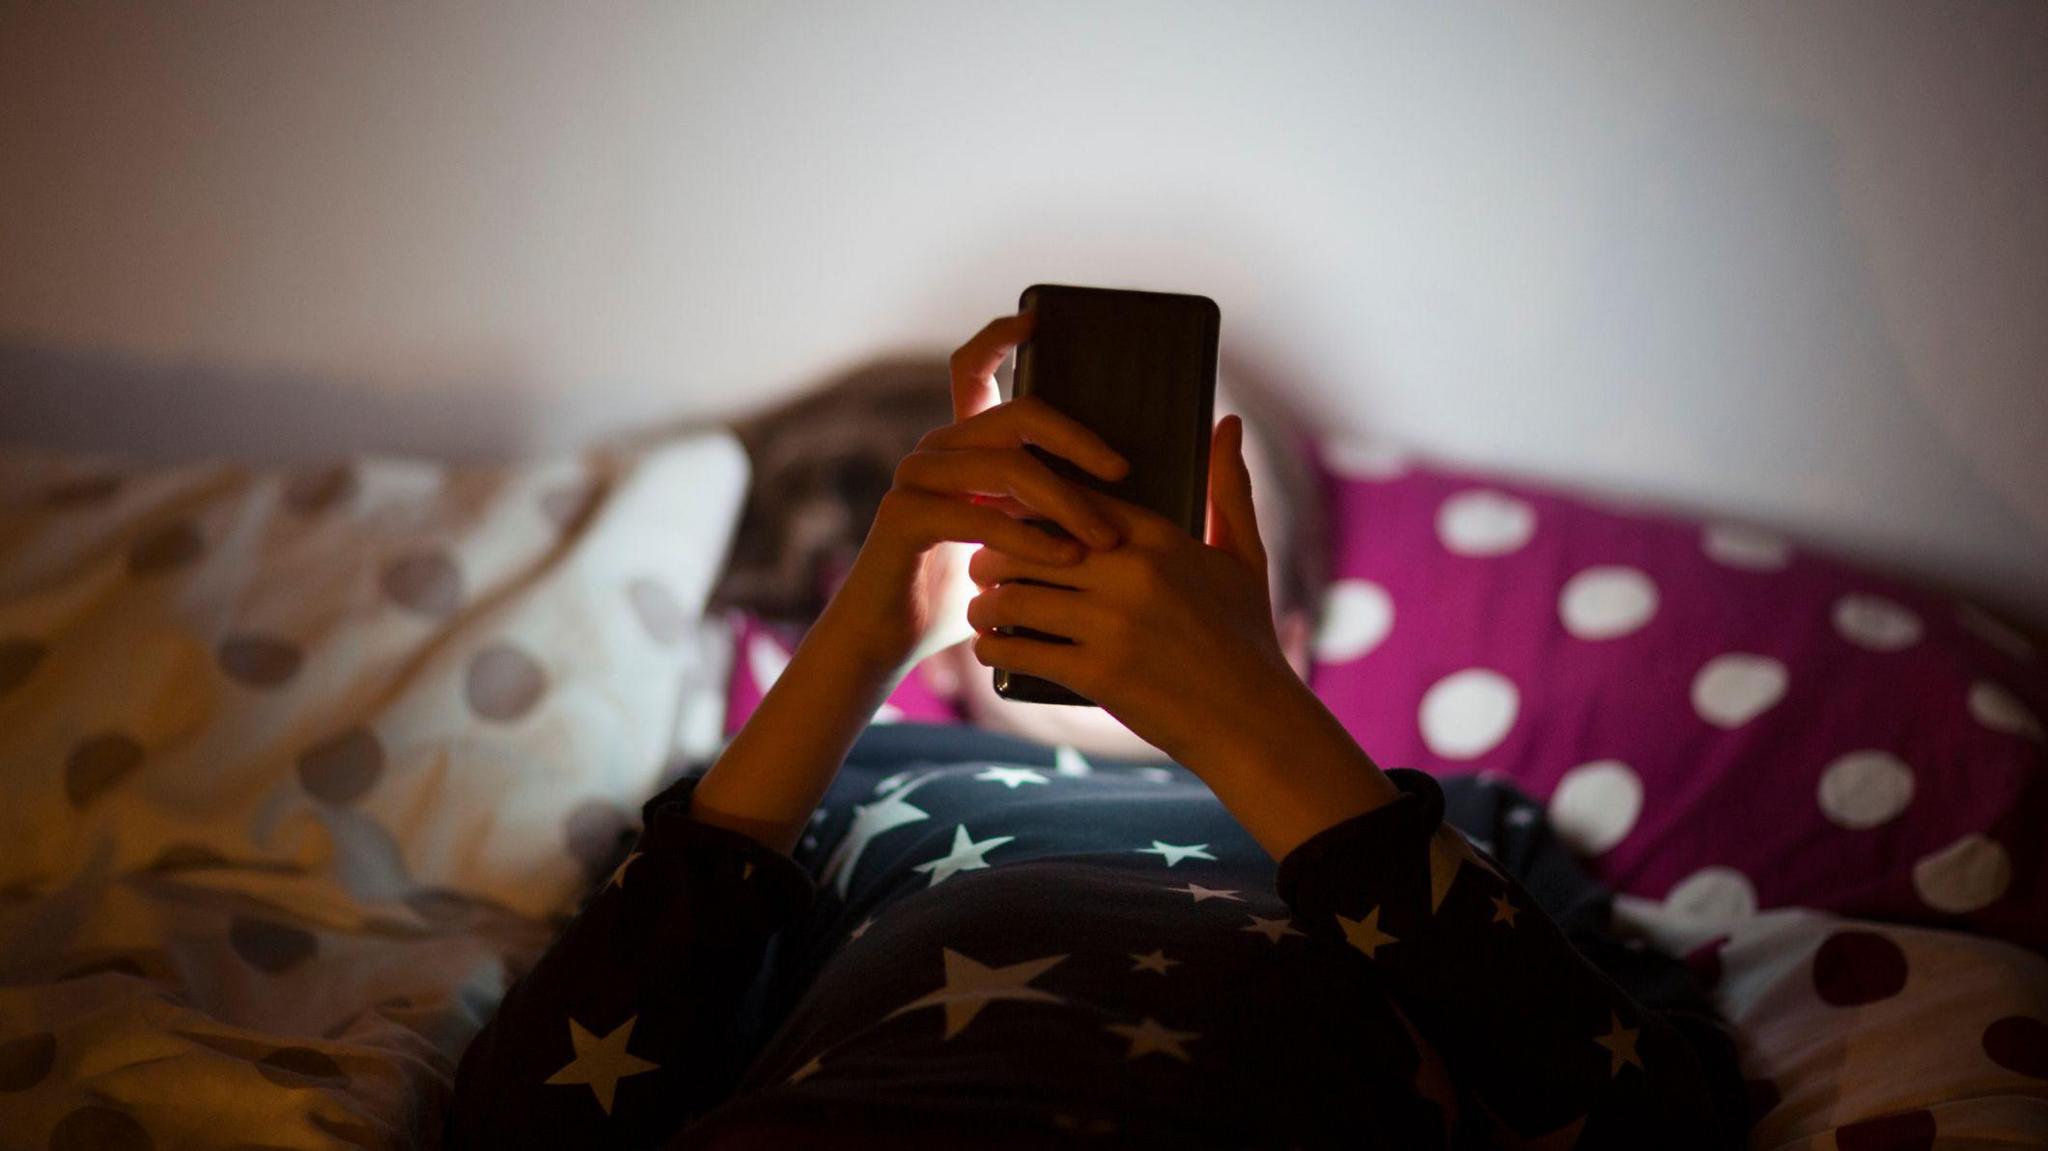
[815,312,1130,673]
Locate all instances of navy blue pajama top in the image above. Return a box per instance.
[448,722,1748,1149]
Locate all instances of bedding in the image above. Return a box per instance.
[2,424,2043,1149]
[0,437,746,1148]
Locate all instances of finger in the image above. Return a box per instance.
[886,489,1084,565]
[896,448,1121,548]
[970,629,1088,690]
[925,396,1129,484]
[967,544,1101,591]
[949,313,1035,423]
[1206,415,1268,574]
[964,580,1099,639]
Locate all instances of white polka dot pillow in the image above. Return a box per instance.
[1308,444,2046,954]
[1615,899,2048,1147]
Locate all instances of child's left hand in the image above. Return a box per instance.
[961,413,1310,772]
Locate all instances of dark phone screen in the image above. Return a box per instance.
[994,285,1220,706]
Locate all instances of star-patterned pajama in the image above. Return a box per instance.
[448,722,1749,1149]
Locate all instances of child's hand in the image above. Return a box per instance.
[960,413,1310,771]
[817,312,1130,673]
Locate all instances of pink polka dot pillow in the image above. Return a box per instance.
[721,610,965,735]
[1306,445,2047,954]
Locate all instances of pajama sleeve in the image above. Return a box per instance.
[1275,768,1749,1150]
[445,775,816,1150]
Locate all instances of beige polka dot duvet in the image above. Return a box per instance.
[0,434,747,1148]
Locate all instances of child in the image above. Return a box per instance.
[448,314,1749,1149]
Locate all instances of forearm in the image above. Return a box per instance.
[688,601,900,856]
[1181,671,1401,863]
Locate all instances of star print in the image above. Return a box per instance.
[1594,1012,1644,1076]
[874,770,915,794]
[1136,841,1217,867]
[1240,914,1307,943]
[883,947,1066,1039]
[1427,824,1506,914]
[911,824,1015,886]
[1054,744,1093,777]
[848,916,875,940]
[1135,766,1175,784]
[821,775,936,899]
[1105,1016,1200,1062]
[1129,949,1180,975]
[1490,893,1520,927]
[1336,906,1398,959]
[976,766,1051,790]
[787,1055,823,1084]
[543,1016,660,1115]
[606,852,642,891]
[1166,882,1243,903]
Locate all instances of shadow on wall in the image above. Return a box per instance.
[0,339,546,463]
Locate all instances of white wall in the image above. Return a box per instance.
[3,2,2044,624]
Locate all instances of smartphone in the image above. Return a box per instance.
[992,283,1221,706]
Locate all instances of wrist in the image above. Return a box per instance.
[1185,673,1401,863]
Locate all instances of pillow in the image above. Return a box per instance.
[1614,898,2048,1149]
[721,609,965,737]
[0,433,747,923]
[1305,442,2046,954]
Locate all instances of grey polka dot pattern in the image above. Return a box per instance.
[565,800,634,872]
[0,638,43,699]
[0,1031,55,1091]
[404,888,478,924]
[43,474,122,506]
[255,1046,350,1089]
[228,915,318,974]
[48,1104,155,1151]
[540,480,601,533]
[381,550,463,618]
[282,464,357,515]
[627,578,692,645]
[296,727,384,805]
[65,733,145,807]
[465,643,547,722]
[128,520,205,576]
[217,634,304,688]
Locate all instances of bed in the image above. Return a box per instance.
[1,426,2043,1149]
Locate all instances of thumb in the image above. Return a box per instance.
[1205,415,1268,576]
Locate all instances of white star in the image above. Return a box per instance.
[1134,766,1175,784]
[1054,745,1093,777]
[883,947,1066,1039]
[1166,882,1243,903]
[976,766,1051,790]
[911,824,1015,886]
[1427,824,1505,914]
[1240,914,1306,943]
[1136,841,1217,867]
[874,769,917,794]
[606,852,643,891]
[810,808,829,825]
[1336,906,1398,959]
[1594,1012,1644,1076]
[1129,949,1180,975]
[848,916,875,940]
[543,1016,660,1115]
[1105,1016,1200,1062]
[787,1054,823,1084]
[820,776,937,899]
